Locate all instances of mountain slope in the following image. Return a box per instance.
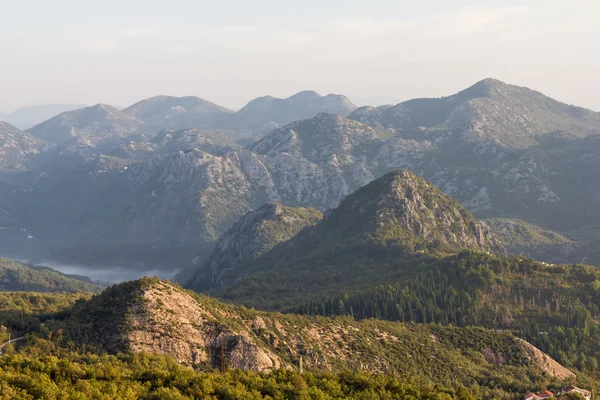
[27,104,150,145]
[0,122,46,172]
[249,113,392,208]
[228,91,357,129]
[108,128,239,159]
[0,258,103,293]
[2,148,281,267]
[186,203,322,289]
[122,95,233,130]
[188,170,503,300]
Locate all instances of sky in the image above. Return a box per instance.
[1,0,599,112]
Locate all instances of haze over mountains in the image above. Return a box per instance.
[0,104,86,130]
[0,78,599,276]
[4,78,600,398]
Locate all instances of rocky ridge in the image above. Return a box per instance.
[67,277,575,381]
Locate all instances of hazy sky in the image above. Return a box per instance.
[1,0,599,112]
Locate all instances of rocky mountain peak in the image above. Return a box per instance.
[317,170,503,253]
[85,104,132,121]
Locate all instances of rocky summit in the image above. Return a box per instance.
[308,170,503,253]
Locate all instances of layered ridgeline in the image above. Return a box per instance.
[0,258,103,293]
[349,79,600,233]
[185,203,322,289]
[2,79,600,267]
[189,171,503,302]
[31,277,581,398]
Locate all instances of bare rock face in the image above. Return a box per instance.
[251,317,267,331]
[517,338,576,380]
[126,281,282,371]
[228,337,281,371]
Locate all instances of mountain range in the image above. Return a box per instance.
[3,77,600,397]
[0,78,599,270]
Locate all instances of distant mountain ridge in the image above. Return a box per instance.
[227,90,357,129]
[350,78,600,148]
[0,104,86,129]
[108,128,239,159]
[1,78,600,268]
[27,104,151,146]
[122,95,233,130]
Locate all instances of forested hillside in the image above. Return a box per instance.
[0,277,592,399]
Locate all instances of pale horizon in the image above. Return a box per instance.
[2,0,599,112]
